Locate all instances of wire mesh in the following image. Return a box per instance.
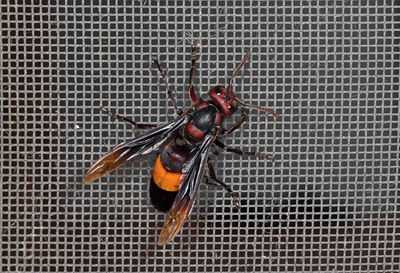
[1,0,399,272]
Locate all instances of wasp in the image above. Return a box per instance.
[83,45,278,245]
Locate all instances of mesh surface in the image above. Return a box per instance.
[1,1,399,272]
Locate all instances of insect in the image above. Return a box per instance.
[83,45,278,245]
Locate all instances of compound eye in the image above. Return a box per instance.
[228,105,232,110]
[216,92,221,95]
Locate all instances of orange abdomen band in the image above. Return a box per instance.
[152,155,184,192]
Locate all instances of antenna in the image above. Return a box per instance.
[228,51,250,92]
[235,97,279,119]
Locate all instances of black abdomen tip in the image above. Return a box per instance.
[150,176,178,212]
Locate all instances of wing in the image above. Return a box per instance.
[83,115,190,184]
[157,132,217,246]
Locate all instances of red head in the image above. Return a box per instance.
[207,51,279,120]
[208,86,238,116]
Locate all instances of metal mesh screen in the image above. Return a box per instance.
[1,1,399,272]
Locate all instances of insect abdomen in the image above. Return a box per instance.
[152,155,183,192]
[150,143,191,211]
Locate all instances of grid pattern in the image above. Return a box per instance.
[1,1,399,272]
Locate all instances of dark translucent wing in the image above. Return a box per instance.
[157,132,217,246]
[84,115,190,184]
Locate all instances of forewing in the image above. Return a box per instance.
[157,132,217,246]
[83,115,189,184]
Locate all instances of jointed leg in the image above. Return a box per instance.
[99,106,158,129]
[152,57,183,116]
[207,159,241,211]
[188,44,199,104]
[214,139,275,162]
[221,107,249,136]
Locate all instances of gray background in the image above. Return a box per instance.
[1,0,399,272]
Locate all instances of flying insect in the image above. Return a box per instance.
[84,45,278,245]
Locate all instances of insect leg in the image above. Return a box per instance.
[214,139,275,162]
[221,107,249,136]
[152,57,183,116]
[188,44,199,104]
[207,159,241,211]
[99,106,158,129]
